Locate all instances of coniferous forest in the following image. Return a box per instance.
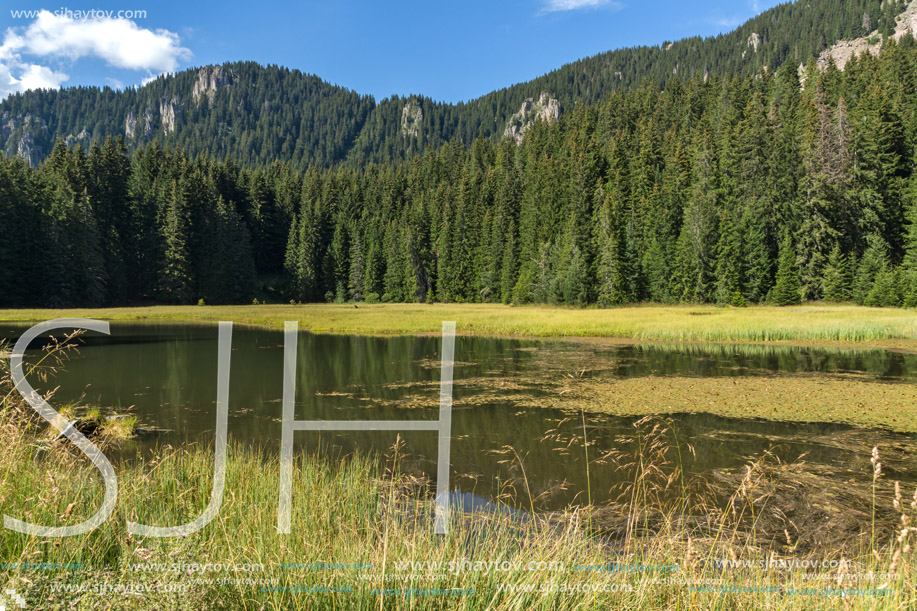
[0,0,905,169]
[4,38,917,308]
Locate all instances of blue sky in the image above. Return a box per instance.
[1,0,783,102]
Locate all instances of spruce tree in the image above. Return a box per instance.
[865,267,903,306]
[854,234,889,304]
[714,213,742,305]
[593,189,631,305]
[158,181,193,303]
[903,177,917,306]
[500,220,517,305]
[382,222,403,302]
[773,237,802,305]
[348,228,366,302]
[822,244,854,302]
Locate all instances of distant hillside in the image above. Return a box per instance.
[0,0,910,169]
[0,63,376,169]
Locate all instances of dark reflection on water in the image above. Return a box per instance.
[2,322,916,512]
[583,343,917,381]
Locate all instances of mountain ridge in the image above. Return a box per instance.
[0,0,911,169]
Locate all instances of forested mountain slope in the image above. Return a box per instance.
[0,0,910,169]
[4,37,917,308]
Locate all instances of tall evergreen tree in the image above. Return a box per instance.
[158,181,194,303]
[773,236,802,305]
[822,244,855,302]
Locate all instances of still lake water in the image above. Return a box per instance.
[3,322,917,513]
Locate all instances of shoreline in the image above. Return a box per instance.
[3,303,917,432]
[1,303,916,351]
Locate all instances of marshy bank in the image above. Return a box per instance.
[2,302,917,345]
[3,397,917,608]
[2,324,917,608]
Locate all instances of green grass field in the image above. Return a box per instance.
[2,303,917,346]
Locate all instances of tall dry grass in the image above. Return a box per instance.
[2,303,917,344]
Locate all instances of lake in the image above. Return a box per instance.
[3,322,917,524]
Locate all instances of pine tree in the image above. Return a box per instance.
[0,157,47,306]
[87,136,131,303]
[822,244,854,302]
[850,84,906,257]
[9,31,917,310]
[796,90,849,300]
[773,236,802,305]
[741,213,772,303]
[203,196,255,303]
[126,141,167,300]
[330,219,350,300]
[347,227,366,302]
[284,204,320,302]
[399,226,421,302]
[642,237,670,302]
[364,238,383,302]
[562,243,588,305]
[593,190,629,306]
[382,221,403,302]
[714,212,742,304]
[551,213,584,305]
[853,234,889,304]
[903,176,917,306]
[865,266,904,306]
[532,241,553,304]
[500,220,517,304]
[158,181,194,303]
[67,190,108,307]
[677,123,720,303]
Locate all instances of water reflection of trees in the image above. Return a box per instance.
[596,343,916,380]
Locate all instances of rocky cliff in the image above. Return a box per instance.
[159,95,182,135]
[816,0,917,70]
[0,112,47,166]
[401,101,422,138]
[503,93,560,144]
[192,65,233,106]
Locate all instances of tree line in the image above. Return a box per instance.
[3,38,917,308]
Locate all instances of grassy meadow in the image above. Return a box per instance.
[2,303,917,346]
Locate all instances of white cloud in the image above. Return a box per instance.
[0,10,190,98]
[0,61,68,98]
[540,0,623,14]
[16,63,69,90]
